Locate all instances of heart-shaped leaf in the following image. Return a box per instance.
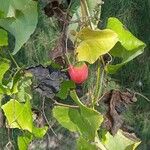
[2,99,33,132]
[0,0,38,55]
[53,91,103,141]
[76,27,118,64]
[106,17,146,73]
[103,130,141,150]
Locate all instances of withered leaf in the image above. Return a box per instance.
[102,90,136,135]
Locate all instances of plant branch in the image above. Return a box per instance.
[55,101,79,108]
[7,50,20,69]
[80,0,94,29]
[51,98,79,108]
[93,68,104,106]
[135,92,150,102]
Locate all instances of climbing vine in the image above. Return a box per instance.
[0,0,146,149]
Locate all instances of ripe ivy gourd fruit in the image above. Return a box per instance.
[68,62,88,84]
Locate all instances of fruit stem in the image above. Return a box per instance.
[65,53,72,65]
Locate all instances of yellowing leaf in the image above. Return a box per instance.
[76,27,118,64]
[103,130,141,150]
[2,99,33,132]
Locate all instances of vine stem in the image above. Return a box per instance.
[42,97,58,137]
[92,60,101,106]
[70,90,84,107]
[80,0,94,29]
[51,98,79,108]
[135,92,150,102]
[93,64,105,106]
[8,50,20,69]
[55,100,79,108]
[80,0,105,106]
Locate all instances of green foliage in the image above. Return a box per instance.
[15,5,59,67]
[16,72,32,102]
[17,126,48,150]
[2,99,33,132]
[77,137,97,150]
[106,18,146,73]
[56,80,76,100]
[0,28,8,46]
[53,91,104,148]
[0,58,10,83]
[18,134,32,150]
[0,57,47,149]
[32,126,48,138]
[0,0,38,55]
[54,91,104,140]
[0,0,147,149]
[53,106,80,132]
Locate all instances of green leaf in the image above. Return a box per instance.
[103,130,141,150]
[16,72,32,102]
[77,137,97,150]
[0,0,38,55]
[32,126,48,138]
[0,28,8,46]
[106,17,146,73]
[0,58,10,83]
[53,92,103,141]
[0,10,4,19]
[76,27,118,64]
[0,0,15,18]
[18,134,32,150]
[56,80,75,100]
[6,70,32,97]
[53,106,104,140]
[0,84,9,94]
[0,94,3,104]
[53,106,78,132]
[6,69,22,95]
[2,99,33,132]
[17,126,48,150]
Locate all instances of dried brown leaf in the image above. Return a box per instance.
[102,90,136,135]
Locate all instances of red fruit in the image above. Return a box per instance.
[68,63,88,84]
